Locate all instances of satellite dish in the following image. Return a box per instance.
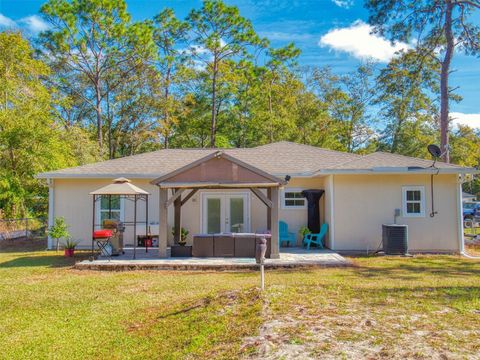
[427,144,442,158]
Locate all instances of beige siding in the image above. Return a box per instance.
[51,174,461,253]
[332,174,461,252]
[52,177,325,249]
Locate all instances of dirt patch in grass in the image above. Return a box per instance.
[244,300,479,359]
[243,256,480,359]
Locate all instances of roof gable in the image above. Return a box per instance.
[151,151,286,187]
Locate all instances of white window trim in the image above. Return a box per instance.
[96,195,125,227]
[281,188,307,210]
[402,186,425,218]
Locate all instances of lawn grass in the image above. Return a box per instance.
[260,256,480,359]
[1,250,479,359]
[466,243,480,256]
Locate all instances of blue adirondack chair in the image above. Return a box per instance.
[303,223,328,250]
[279,220,296,247]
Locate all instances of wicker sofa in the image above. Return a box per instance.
[192,233,271,258]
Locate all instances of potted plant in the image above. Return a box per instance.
[299,225,311,239]
[62,238,79,257]
[48,217,70,252]
[171,227,189,246]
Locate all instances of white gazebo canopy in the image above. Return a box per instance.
[90,177,149,195]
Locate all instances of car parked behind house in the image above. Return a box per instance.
[463,202,480,220]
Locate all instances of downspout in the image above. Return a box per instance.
[47,178,54,250]
[328,175,335,250]
[456,177,464,254]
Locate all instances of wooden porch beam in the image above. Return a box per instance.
[180,189,198,206]
[270,187,280,259]
[158,188,168,258]
[165,188,185,208]
[267,188,272,231]
[250,188,272,208]
[173,192,181,245]
[158,182,281,189]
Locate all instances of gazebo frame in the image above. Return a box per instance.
[90,179,149,260]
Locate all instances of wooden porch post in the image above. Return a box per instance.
[267,188,272,231]
[159,188,168,258]
[173,188,181,245]
[270,187,280,259]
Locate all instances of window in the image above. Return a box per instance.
[402,186,425,217]
[99,195,123,224]
[282,189,306,209]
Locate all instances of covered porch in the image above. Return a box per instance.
[151,151,287,259]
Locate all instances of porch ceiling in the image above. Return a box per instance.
[156,182,282,189]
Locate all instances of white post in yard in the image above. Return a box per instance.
[256,236,267,291]
[260,261,265,291]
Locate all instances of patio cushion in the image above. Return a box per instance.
[213,235,235,257]
[192,235,214,257]
[234,234,256,257]
[93,229,113,239]
[192,233,272,258]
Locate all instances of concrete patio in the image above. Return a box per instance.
[75,247,351,271]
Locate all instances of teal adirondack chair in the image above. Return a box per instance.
[279,221,296,247]
[303,223,328,250]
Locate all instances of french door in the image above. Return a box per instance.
[201,193,250,233]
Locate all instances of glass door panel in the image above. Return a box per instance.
[206,198,222,233]
[228,197,245,233]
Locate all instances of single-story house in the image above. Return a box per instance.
[37,141,477,257]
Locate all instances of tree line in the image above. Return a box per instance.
[0,0,479,218]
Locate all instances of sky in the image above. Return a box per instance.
[0,0,479,128]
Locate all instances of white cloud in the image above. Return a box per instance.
[183,45,210,56]
[19,15,49,33]
[319,20,410,62]
[0,13,49,33]
[0,13,16,28]
[450,112,480,129]
[332,0,354,9]
[259,31,312,42]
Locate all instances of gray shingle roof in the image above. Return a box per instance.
[37,141,475,179]
[329,151,462,170]
[227,142,361,175]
